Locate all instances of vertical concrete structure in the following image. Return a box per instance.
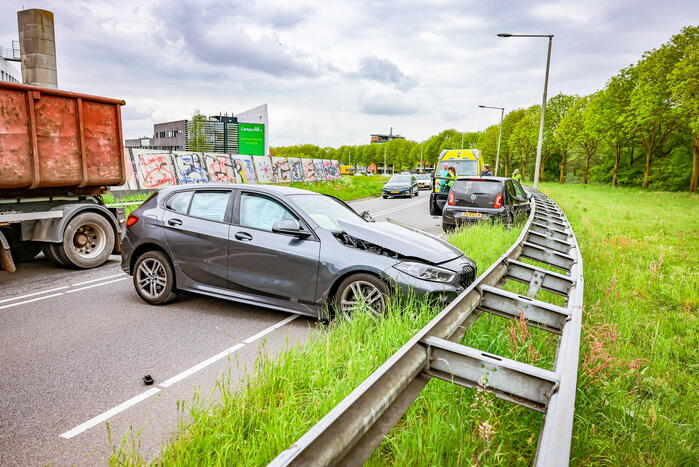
[17,9,58,89]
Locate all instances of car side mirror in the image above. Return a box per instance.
[360,210,375,222]
[272,219,310,237]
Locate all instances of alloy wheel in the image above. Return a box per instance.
[136,257,168,299]
[340,280,386,316]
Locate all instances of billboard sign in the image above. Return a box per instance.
[239,123,265,156]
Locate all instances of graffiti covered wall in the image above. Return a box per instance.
[124,149,342,189]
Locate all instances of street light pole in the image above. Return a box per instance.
[383,145,387,174]
[478,105,505,176]
[498,33,553,189]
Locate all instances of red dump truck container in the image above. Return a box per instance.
[0,82,128,272]
[0,81,126,193]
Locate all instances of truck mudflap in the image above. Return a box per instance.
[0,230,16,272]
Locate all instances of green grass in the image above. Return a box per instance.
[110,184,698,466]
[284,175,387,200]
[108,223,518,466]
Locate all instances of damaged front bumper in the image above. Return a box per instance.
[383,256,477,304]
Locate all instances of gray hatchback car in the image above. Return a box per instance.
[121,184,476,318]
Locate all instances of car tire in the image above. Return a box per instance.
[442,222,455,233]
[382,195,388,199]
[333,273,388,318]
[133,250,177,305]
[503,211,514,229]
[59,212,115,269]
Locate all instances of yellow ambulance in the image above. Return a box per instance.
[430,149,486,215]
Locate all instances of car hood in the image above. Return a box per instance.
[383,183,410,189]
[336,219,463,264]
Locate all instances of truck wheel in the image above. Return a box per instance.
[10,241,41,262]
[60,212,115,269]
[133,250,177,305]
[4,229,41,262]
[41,243,67,266]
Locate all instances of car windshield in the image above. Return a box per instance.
[289,194,365,231]
[388,175,411,183]
[438,160,479,176]
[415,174,431,180]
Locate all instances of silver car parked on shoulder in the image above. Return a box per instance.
[121,184,476,318]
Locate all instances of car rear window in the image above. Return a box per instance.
[165,191,193,214]
[188,191,230,222]
[452,179,502,194]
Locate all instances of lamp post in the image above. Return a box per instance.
[498,33,553,189]
[478,105,505,176]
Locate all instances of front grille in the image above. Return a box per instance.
[461,264,476,287]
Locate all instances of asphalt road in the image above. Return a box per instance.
[0,189,440,466]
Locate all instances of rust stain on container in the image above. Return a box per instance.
[0,81,126,192]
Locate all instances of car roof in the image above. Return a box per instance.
[156,183,316,196]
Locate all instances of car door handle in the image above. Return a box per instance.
[234,231,253,241]
[168,218,183,226]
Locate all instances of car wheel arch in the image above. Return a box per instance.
[129,243,173,275]
[325,268,390,304]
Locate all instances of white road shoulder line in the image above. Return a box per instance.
[242,314,299,343]
[65,277,129,293]
[60,388,161,439]
[1,273,129,306]
[0,293,64,310]
[159,344,246,388]
[372,198,427,217]
[71,273,126,287]
[59,313,301,438]
[0,286,69,304]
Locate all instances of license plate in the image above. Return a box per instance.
[459,212,483,218]
[391,191,399,194]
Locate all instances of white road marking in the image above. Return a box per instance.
[0,286,68,304]
[158,344,246,388]
[65,277,129,294]
[71,273,126,287]
[242,314,299,343]
[372,198,427,217]
[0,293,65,311]
[59,313,301,438]
[1,273,129,305]
[59,388,161,439]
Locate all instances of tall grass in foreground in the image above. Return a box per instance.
[109,223,518,466]
[369,185,698,465]
[112,184,698,466]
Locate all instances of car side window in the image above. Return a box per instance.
[165,191,193,214]
[188,191,230,222]
[240,193,296,232]
[513,181,526,199]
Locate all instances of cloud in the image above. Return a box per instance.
[2,0,697,148]
[351,55,417,90]
[358,87,419,115]
[151,0,318,77]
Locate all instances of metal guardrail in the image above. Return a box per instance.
[269,190,584,466]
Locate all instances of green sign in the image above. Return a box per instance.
[239,123,265,155]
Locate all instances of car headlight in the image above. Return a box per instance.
[394,262,456,283]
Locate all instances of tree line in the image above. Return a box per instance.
[272,26,697,191]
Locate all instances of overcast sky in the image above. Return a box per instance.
[2,0,697,147]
